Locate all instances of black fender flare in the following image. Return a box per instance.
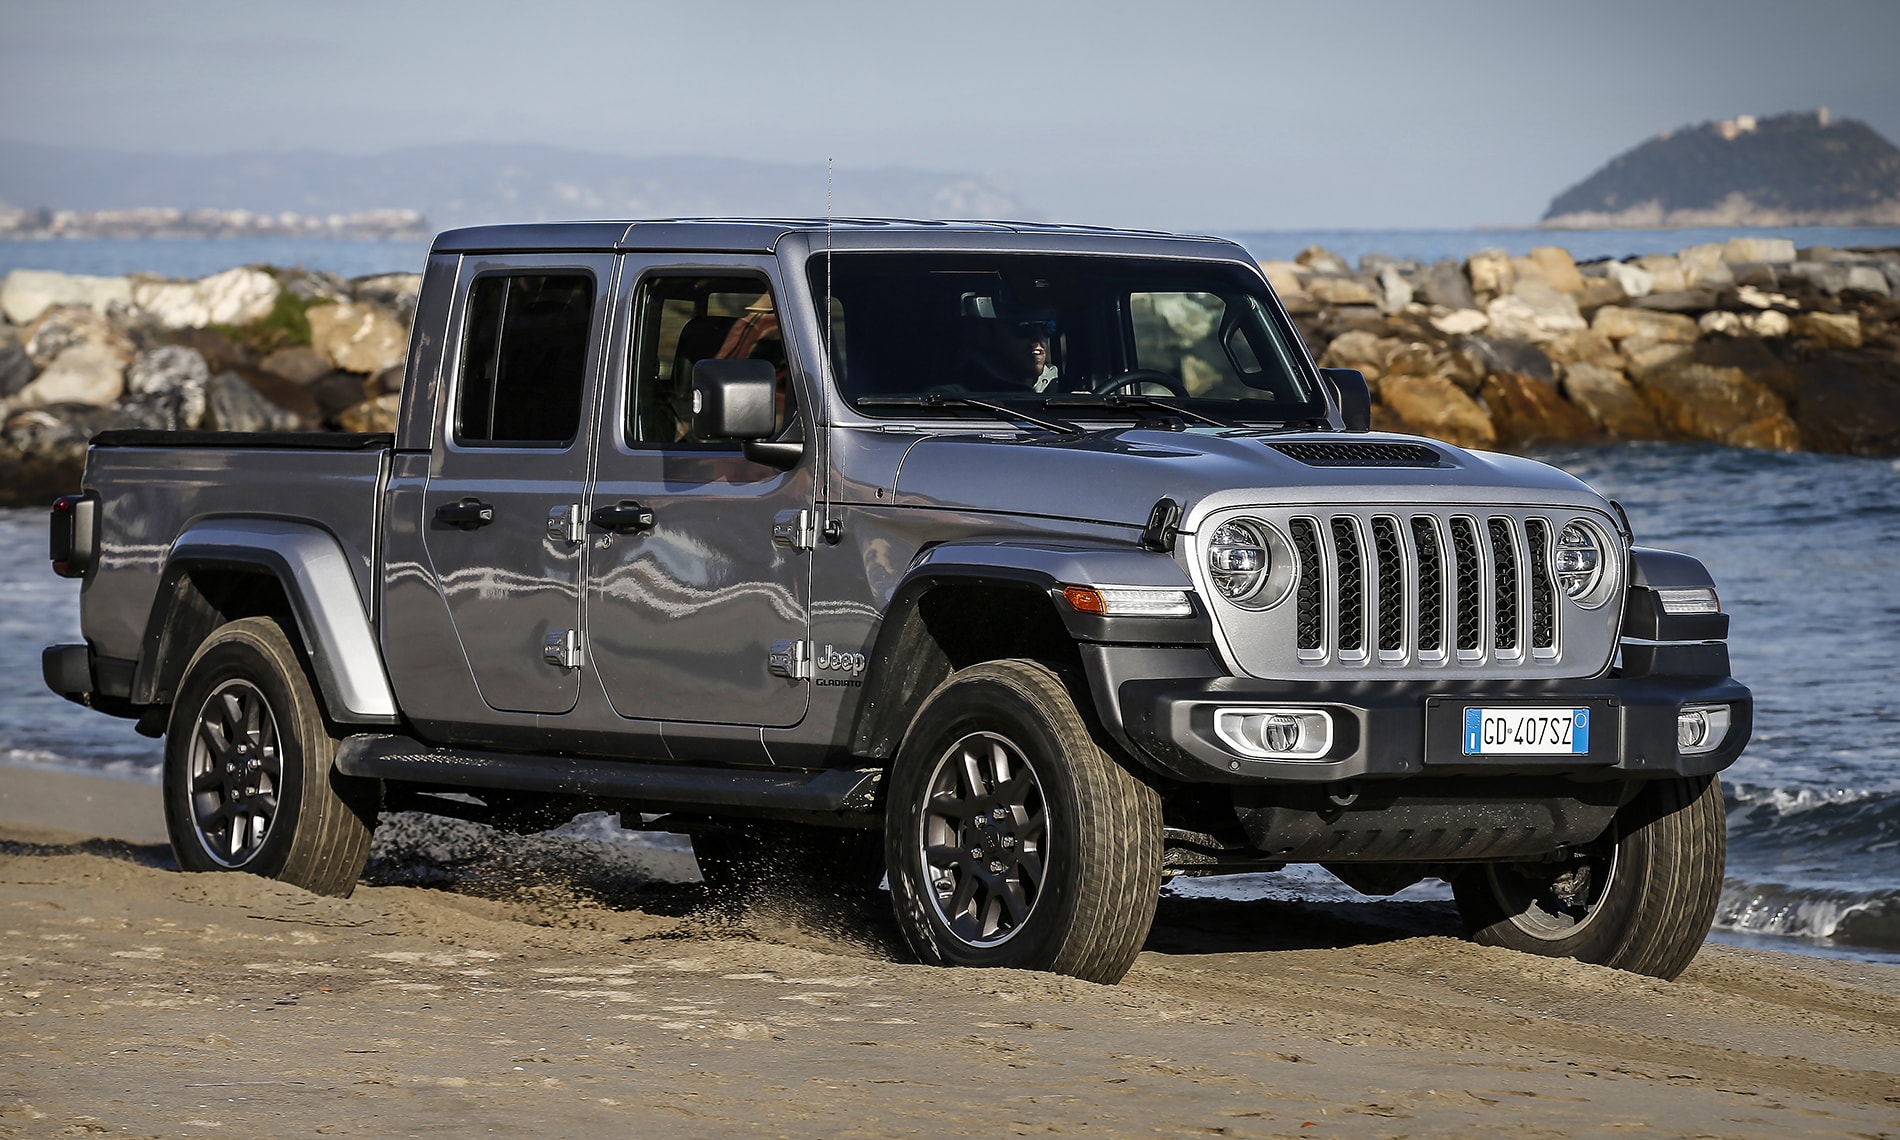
[132,518,399,724]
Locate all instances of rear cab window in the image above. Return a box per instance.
[456,273,595,446]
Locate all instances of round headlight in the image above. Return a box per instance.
[1207,518,1270,603]
[1554,521,1604,601]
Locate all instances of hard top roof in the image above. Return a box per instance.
[430,217,1243,257]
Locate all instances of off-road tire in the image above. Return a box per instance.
[885,659,1163,984]
[162,617,379,897]
[1453,774,1726,980]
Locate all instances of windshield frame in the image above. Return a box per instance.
[804,251,1332,429]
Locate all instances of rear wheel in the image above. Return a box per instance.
[1452,774,1726,980]
[885,660,1163,984]
[162,617,379,897]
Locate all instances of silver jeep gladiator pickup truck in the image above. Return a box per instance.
[44,219,1749,983]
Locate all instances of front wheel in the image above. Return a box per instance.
[162,617,379,897]
[1452,775,1726,980]
[885,660,1163,984]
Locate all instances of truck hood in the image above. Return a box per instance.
[888,428,1612,530]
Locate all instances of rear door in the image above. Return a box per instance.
[422,253,614,715]
[584,262,815,728]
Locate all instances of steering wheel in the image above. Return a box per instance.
[1094,369,1191,399]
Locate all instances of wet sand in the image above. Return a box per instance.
[2,766,1897,1138]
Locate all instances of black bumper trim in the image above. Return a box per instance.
[1118,672,1752,784]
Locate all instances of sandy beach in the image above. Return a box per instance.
[2,765,1897,1138]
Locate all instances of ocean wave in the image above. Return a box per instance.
[1716,879,1900,951]
[1,747,162,782]
[1726,781,1887,815]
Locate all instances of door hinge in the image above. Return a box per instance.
[772,509,815,552]
[543,629,584,670]
[546,504,585,545]
[767,638,809,680]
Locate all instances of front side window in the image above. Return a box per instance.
[628,275,793,445]
[456,273,594,446]
[810,253,1321,423]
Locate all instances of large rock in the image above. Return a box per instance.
[307,302,409,374]
[1,270,133,326]
[23,305,133,367]
[337,393,401,433]
[1780,355,1900,455]
[276,268,352,305]
[1677,243,1734,288]
[259,345,334,385]
[132,267,281,329]
[1294,246,1350,275]
[1429,308,1488,336]
[1307,276,1381,307]
[1601,261,1653,298]
[1375,265,1413,314]
[1784,262,1850,294]
[1571,277,1627,316]
[1379,374,1497,449]
[1591,305,1698,343]
[1258,261,1306,297]
[354,273,423,319]
[0,404,138,505]
[234,366,320,425]
[1723,236,1797,264]
[205,371,300,433]
[127,344,211,395]
[166,327,252,372]
[1542,328,1621,370]
[1525,246,1585,293]
[1415,260,1476,310]
[1633,255,1687,293]
[1637,363,1799,450]
[308,371,378,419]
[1484,280,1584,341]
[1318,330,1400,377]
[1794,311,1862,349]
[9,343,125,407]
[0,344,31,398]
[1622,338,1697,382]
[1455,335,1555,385]
[1561,363,1662,438]
[1466,249,1514,300]
[1481,371,1597,445]
[1844,265,1891,296]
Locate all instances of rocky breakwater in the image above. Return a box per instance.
[1264,237,1900,455]
[0,265,416,505]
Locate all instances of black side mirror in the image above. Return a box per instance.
[690,358,777,440]
[1319,367,1372,433]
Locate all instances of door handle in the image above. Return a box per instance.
[434,498,495,530]
[590,500,656,534]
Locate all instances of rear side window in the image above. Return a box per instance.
[456,273,595,445]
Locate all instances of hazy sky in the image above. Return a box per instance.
[4,0,1898,231]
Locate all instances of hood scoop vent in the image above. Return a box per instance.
[1268,441,1444,468]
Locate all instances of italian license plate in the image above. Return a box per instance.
[1462,707,1591,755]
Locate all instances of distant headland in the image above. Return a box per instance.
[1545,110,1900,229]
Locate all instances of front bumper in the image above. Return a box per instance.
[1101,653,1751,784]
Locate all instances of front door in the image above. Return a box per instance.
[422,254,614,715]
[585,266,814,728]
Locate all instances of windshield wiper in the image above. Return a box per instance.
[1042,394,1233,428]
[856,395,1081,435]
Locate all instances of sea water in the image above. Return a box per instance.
[4,225,1898,283]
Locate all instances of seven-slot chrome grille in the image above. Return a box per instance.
[1192,506,1621,680]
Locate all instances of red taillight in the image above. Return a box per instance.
[49,493,96,578]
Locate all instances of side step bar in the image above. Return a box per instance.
[334,734,883,819]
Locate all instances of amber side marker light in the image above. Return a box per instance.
[1062,585,1108,614]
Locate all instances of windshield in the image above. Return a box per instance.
[808,253,1324,423]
